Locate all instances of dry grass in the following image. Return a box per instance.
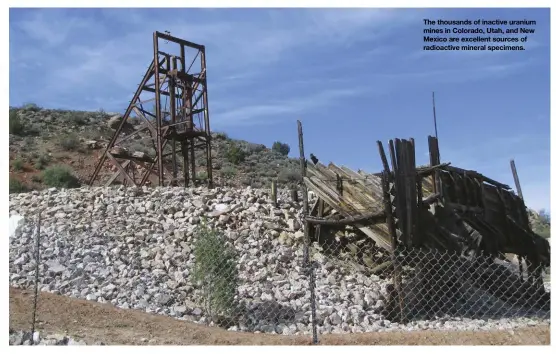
[9,287,550,345]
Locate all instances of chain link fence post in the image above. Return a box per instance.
[297,120,319,344]
[30,210,41,345]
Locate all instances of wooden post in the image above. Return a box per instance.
[428,136,441,208]
[510,159,530,281]
[381,170,404,324]
[290,189,299,203]
[510,159,524,200]
[271,180,278,207]
[297,120,310,264]
[377,141,391,175]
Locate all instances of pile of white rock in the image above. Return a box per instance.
[9,186,550,335]
[9,329,89,345]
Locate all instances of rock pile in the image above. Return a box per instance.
[9,186,550,335]
[9,329,90,345]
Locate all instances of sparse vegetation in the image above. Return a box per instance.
[31,175,43,183]
[221,166,237,179]
[226,142,246,165]
[63,112,88,126]
[34,154,51,170]
[11,158,24,171]
[9,110,25,135]
[41,166,81,189]
[22,103,41,112]
[532,209,551,239]
[58,134,80,151]
[9,176,27,194]
[272,141,290,156]
[8,108,303,191]
[247,143,266,154]
[197,171,208,181]
[277,169,302,183]
[193,221,239,321]
[213,132,229,140]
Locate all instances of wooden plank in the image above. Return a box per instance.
[303,176,391,249]
[305,177,360,217]
[441,165,511,190]
[305,212,386,225]
[329,165,383,213]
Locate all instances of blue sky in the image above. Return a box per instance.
[9,7,550,211]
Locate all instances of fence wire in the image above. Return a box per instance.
[311,234,550,343]
[9,210,551,345]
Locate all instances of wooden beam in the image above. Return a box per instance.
[305,212,386,226]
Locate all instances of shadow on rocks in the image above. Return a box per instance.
[214,300,301,332]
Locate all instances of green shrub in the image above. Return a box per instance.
[34,154,51,170]
[213,132,229,140]
[9,177,27,194]
[58,134,80,151]
[272,141,290,156]
[31,175,43,183]
[42,166,81,188]
[221,166,237,179]
[247,143,266,154]
[11,158,24,171]
[22,103,41,112]
[226,143,246,165]
[9,110,25,135]
[65,112,88,126]
[193,221,239,320]
[277,169,302,183]
[197,171,208,180]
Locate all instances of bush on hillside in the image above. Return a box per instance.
[246,143,266,154]
[226,143,246,165]
[213,132,229,140]
[272,141,290,156]
[11,158,24,171]
[9,110,25,135]
[34,154,51,170]
[534,209,551,239]
[9,177,28,193]
[58,134,80,151]
[22,103,41,112]
[197,171,208,181]
[42,166,81,189]
[277,169,302,183]
[221,166,237,179]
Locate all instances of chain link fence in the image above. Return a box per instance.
[310,232,550,343]
[9,206,551,345]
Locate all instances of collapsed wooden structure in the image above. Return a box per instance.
[304,137,550,266]
[296,122,550,318]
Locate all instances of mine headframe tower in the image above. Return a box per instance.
[89,31,213,188]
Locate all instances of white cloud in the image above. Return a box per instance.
[212,87,366,126]
[14,10,91,47]
[10,8,421,109]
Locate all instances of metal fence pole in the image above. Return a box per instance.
[30,211,42,345]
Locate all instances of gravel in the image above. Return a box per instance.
[8,186,551,336]
[9,329,91,345]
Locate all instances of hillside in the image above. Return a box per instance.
[8,104,301,192]
[8,104,550,239]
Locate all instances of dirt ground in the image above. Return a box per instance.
[9,287,550,345]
